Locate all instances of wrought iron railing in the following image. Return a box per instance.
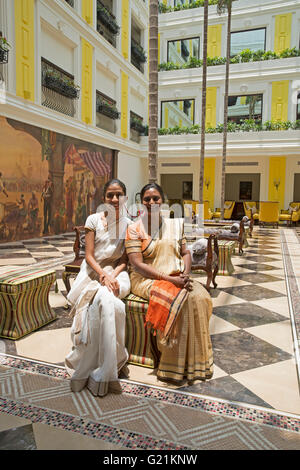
[96,1,119,47]
[41,59,78,117]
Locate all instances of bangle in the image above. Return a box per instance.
[157,271,165,281]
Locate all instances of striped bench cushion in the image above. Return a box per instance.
[123,294,159,369]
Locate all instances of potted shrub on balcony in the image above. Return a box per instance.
[97,2,120,35]
[130,116,147,134]
[42,69,80,99]
[97,100,120,120]
[131,41,147,64]
[0,37,10,64]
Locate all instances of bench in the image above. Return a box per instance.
[0,266,56,340]
[62,226,159,368]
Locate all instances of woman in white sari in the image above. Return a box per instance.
[65,179,131,397]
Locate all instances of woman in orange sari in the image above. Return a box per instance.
[125,183,213,384]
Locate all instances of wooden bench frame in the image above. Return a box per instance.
[191,234,219,293]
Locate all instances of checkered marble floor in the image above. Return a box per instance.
[0,227,299,423]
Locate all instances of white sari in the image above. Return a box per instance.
[65,212,131,397]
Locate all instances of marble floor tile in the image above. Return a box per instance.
[242,256,282,263]
[260,269,285,278]
[221,284,284,301]
[0,424,36,450]
[211,330,291,375]
[32,423,126,450]
[0,258,36,265]
[213,303,287,328]
[232,359,300,415]
[250,297,290,318]
[233,263,279,272]
[234,272,283,284]
[0,411,31,432]
[49,291,69,308]
[210,276,252,288]
[210,289,247,307]
[209,315,240,334]
[15,328,72,364]
[244,320,295,355]
[256,280,287,295]
[178,375,272,409]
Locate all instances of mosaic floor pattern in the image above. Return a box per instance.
[0,227,299,449]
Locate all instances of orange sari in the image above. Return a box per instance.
[125,217,213,383]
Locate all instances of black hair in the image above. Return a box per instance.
[140,183,165,203]
[103,178,127,197]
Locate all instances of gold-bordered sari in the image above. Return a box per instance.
[125,217,213,383]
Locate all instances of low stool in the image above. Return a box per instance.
[0,266,56,340]
[217,240,236,276]
[123,294,160,369]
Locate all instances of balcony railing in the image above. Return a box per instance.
[41,59,79,117]
[96,91,119,133]
[131,40,147,73]
[97,1,119,47]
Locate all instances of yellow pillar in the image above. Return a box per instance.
[81,38,93,125]
[274,14,292,53]
[207,25,222,57]
[204,158,216,210]
[121,0,129,60]
[82,0,93,26]
[15,0,35,101]
[121,71,128,139]
[206,87,217,128]
[271,81,289,121]
[268,157,286,209]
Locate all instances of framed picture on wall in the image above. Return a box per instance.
[182,181,193,200]
[239,181,252,200]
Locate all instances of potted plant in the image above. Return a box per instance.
[131,41,147,64]
[97,100,120,119]
[0,37,10,64]
[97,2,120,35]
[130,116,147,134]
[42,69,80,99]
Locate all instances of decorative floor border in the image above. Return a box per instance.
[280,229,300,385]
[0,396,186,450]
[1,353,299,435]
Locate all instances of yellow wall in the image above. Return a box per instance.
[207,25,222,57]
[206,87,217,128]
[15,0,35,101]
[82,0,93,26]
[81,38,93,125]
[121,0,129,60]
[203,158,216,209]
[121,71,128,138]
[268,157,286,209]
[271,81,289,121]
[274,13,292,53]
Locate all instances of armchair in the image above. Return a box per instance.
[243,201,259,222]
[213,201,235,220]
[204,200,213,220]
[258,201,279,228]
[279,202,300,226]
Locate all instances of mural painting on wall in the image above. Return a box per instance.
[0,116,114,243]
